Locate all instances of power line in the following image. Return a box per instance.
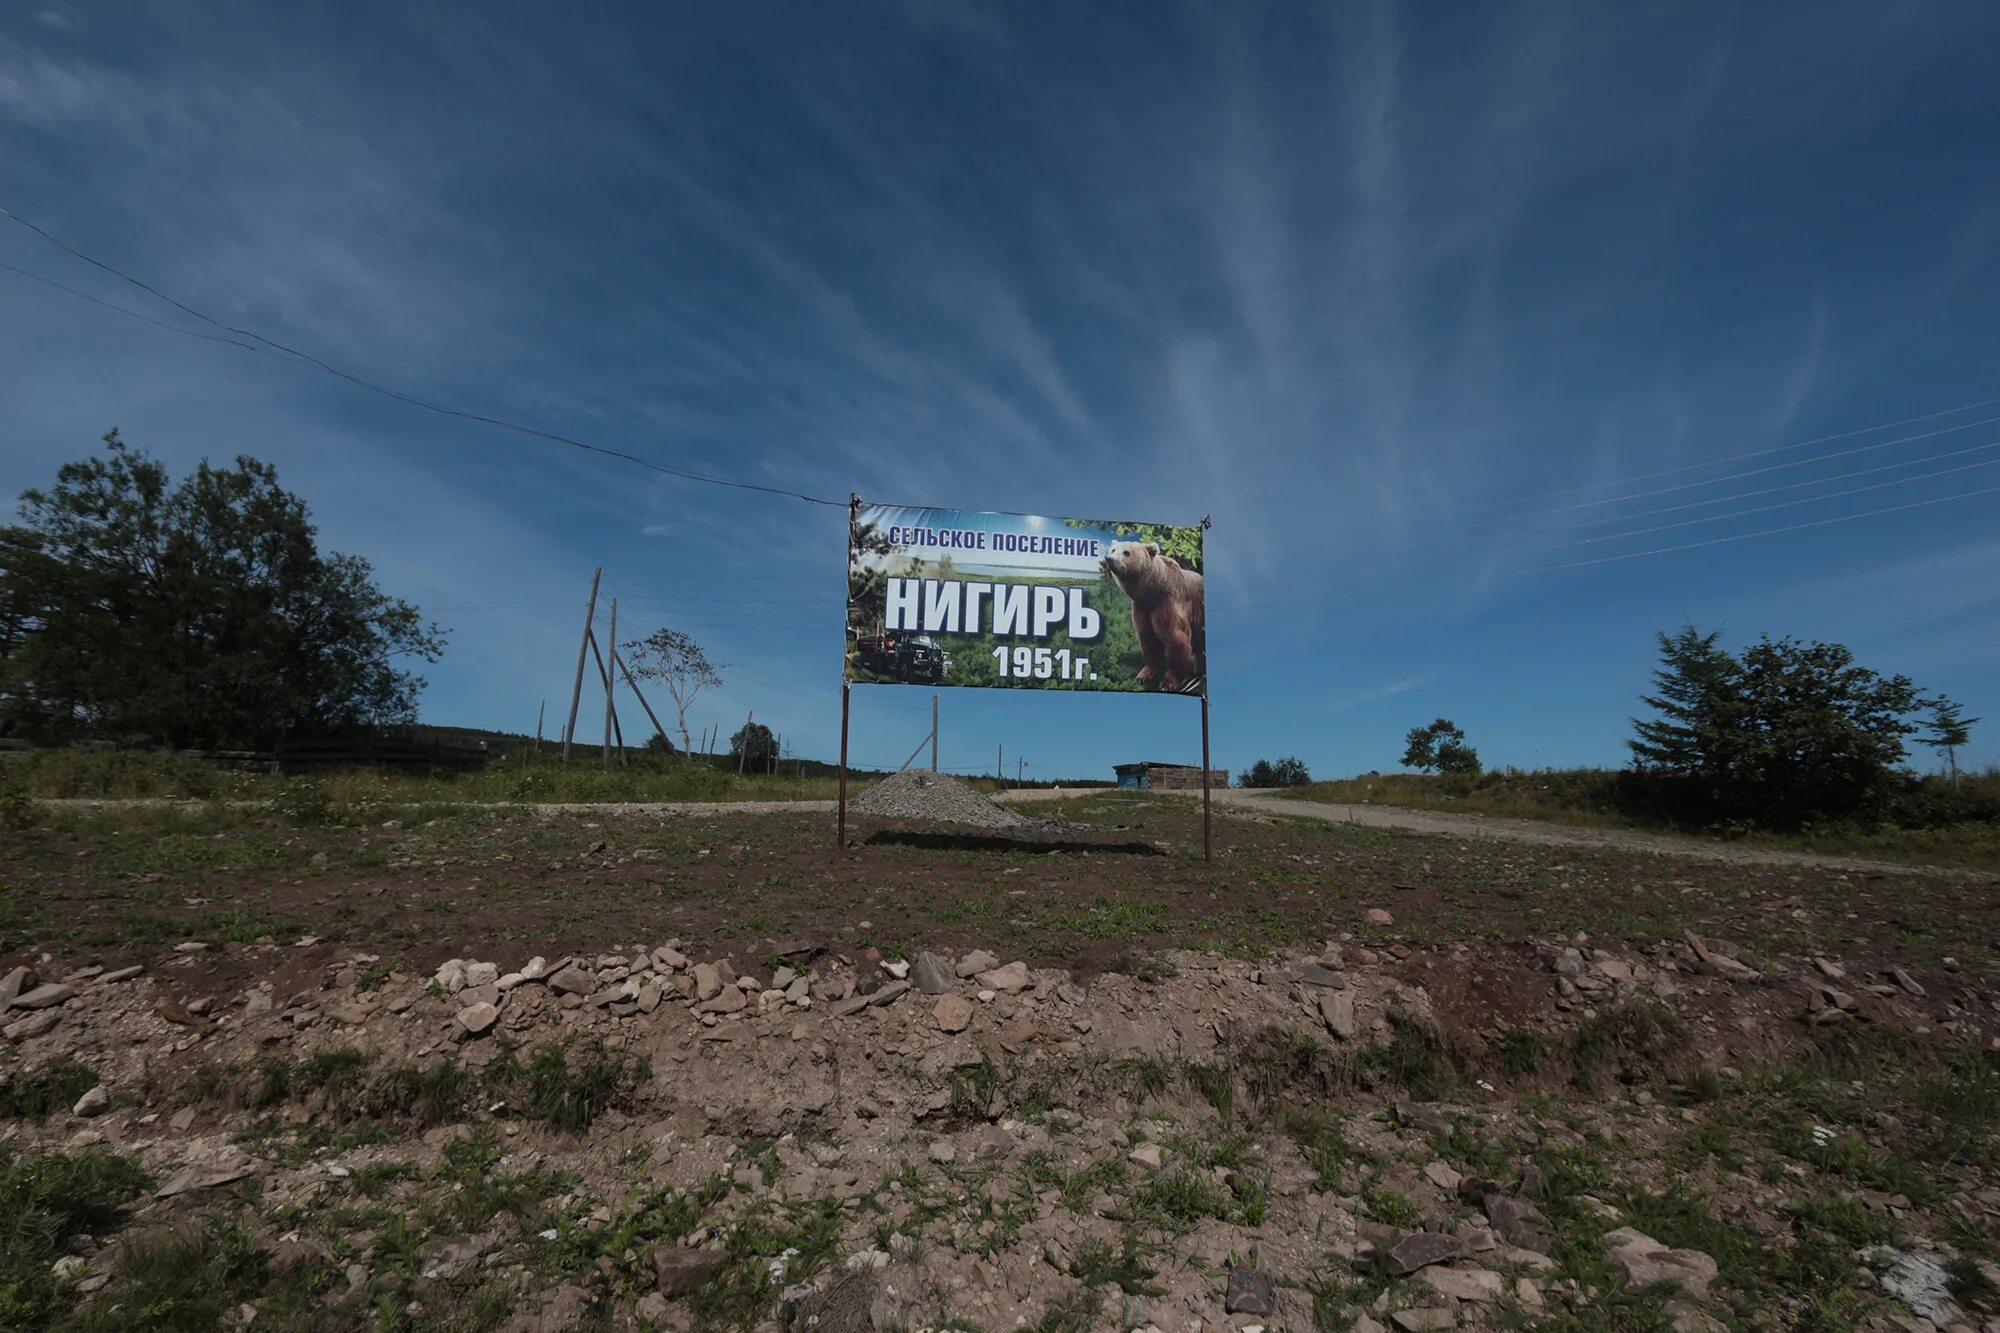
[1523,482,2000,573]
[1519,454,2000,554]
[1473,394,2000,510]
[1490,412,2000,521]
[0,207,844,508]
[1488,438,2000,540]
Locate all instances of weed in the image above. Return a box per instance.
[1360,1185,1422,1229]
[1127,1168,1238,1231]
[67,1216,269,1332]
[1285,1110,1358,1192]
[1570,1003,1685,1088]
[1069,1233,1160,1295]
[1118,1056,1174,1100]
[0,1145,149,1328]
[509,1041,647,1134]
[1181,1060,1236,1125]
[1357,1012,1458,1100]
[949,1059,1002,1122]
[0,1057,99,1121]
[1501,1029,1545,1076]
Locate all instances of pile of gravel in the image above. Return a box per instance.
[849,770,1035,829]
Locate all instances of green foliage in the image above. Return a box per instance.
[511,1041,647,1134]
[1630,625,1942,828]
[1241,756,1311,788]
[0,1057,99,1121]
[621,626,725,754]
[729,721,778,769]
[0,1145,149,1329]
[0,431,443,748]
[1918,694,1979,784]
[1402,718,1481,776]
[1360,1184,1422,1228]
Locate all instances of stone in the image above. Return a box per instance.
[1128,1143,1164,1170]
[1365,908,1394,927]
[956,949,999,978]
[1484,1194,1552,1253]
[1297,963,1348,989]
[0,965,30,1010]
[72,1085,111,1117]
[5,1011,60,1041]
[1887,968,1926,998]
[456,1003,498,1036]
[637,982,664,1014]
[98,965,144,984]
[1554,948,1585,978]
[1514,1277,1544,1308]
[1424,1161,1463,1192]
[546,965,593,996]
[463,961,499,988]
[696,986,748,1015]
[1604,1227,1718,1302]
[1224,1267,1278,1315]
[1390,1310,1456,1331]
[156,1147,258,1198]
[692,963,723,1001]
[1387,1232,1465,1274]
[433,960,468,992]
[495,972,525,992]
[460,983,500,1008]
[1320,990,1358,1039]
[772,966,797,990]
[868,980,911,1007]
[519,956,556,981]
[1418,1267,1504,1302]
[12,983,75,1010]
[911,952,956,994]
[654,1244,729,1297]
[654,947,689,971]
[883,960,910,980]
[934,994,974,1033]
[976,961,1030,993]
[1353,1319,1388,1333]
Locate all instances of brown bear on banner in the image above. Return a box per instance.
[1103,541,1205,692]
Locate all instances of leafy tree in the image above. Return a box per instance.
[1402,719,1480,775]
[642,731,677,755]
[1629,627,1931,826]
[730,720,777,770]
[1239,755,1311,788]
[0,431,442,748]
[1630,626,1737,774]
[622,628,725,755]
[1916,695,1978,787]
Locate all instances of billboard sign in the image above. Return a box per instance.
[846,504,1205,696]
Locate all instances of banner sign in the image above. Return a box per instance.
[845,503,1205,696]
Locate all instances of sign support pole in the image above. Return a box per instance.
[1200,692,1213,861]
[837,683,851,852]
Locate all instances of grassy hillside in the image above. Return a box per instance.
[1283,767,2000,872]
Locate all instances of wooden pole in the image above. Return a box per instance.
[615,650,672,751]
[535,700,545,753]
[931,694,939,773]
[997,743,1003,788]
[1200,692,1213,862]
[837,684,851,851]
[561,567,602,760]
[603,598,621,767]
[736,710,754,775]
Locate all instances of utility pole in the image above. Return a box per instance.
[602,597,619,768]
[997,743,1003,788]
[561,567,602,761]
[736,710,754,775]
[535,700,544,753]
[1018,757,1024,787]
[931,694,939,773]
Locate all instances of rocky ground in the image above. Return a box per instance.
[2,795,1997,1331]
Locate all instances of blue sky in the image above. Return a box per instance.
[4,1,1998,780]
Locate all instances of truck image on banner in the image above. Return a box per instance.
[846,503,1205,696]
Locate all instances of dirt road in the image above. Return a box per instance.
[1204,785,1991,878]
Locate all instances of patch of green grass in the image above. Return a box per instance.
[1126,1168,1241,1231]
[1117,1056,1175,1100]
[0,1057,99,1121]
[1026,895,1172,939]
[1569,1002,1685,1088]
[687,1198,845,1329]
[1069,1233,1160,1295]
[1285,1110,1360,1192]
[65,1216,280,1332]
[1181,1060,1236,1125]
[0,1145,149,1328]
[1501,1029,1545,1076]
[503,1041,648,1134]
[1360,1184,1422,1229]
[1357,1012,1458,1100]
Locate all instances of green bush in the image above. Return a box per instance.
[0,1145,149,1328]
